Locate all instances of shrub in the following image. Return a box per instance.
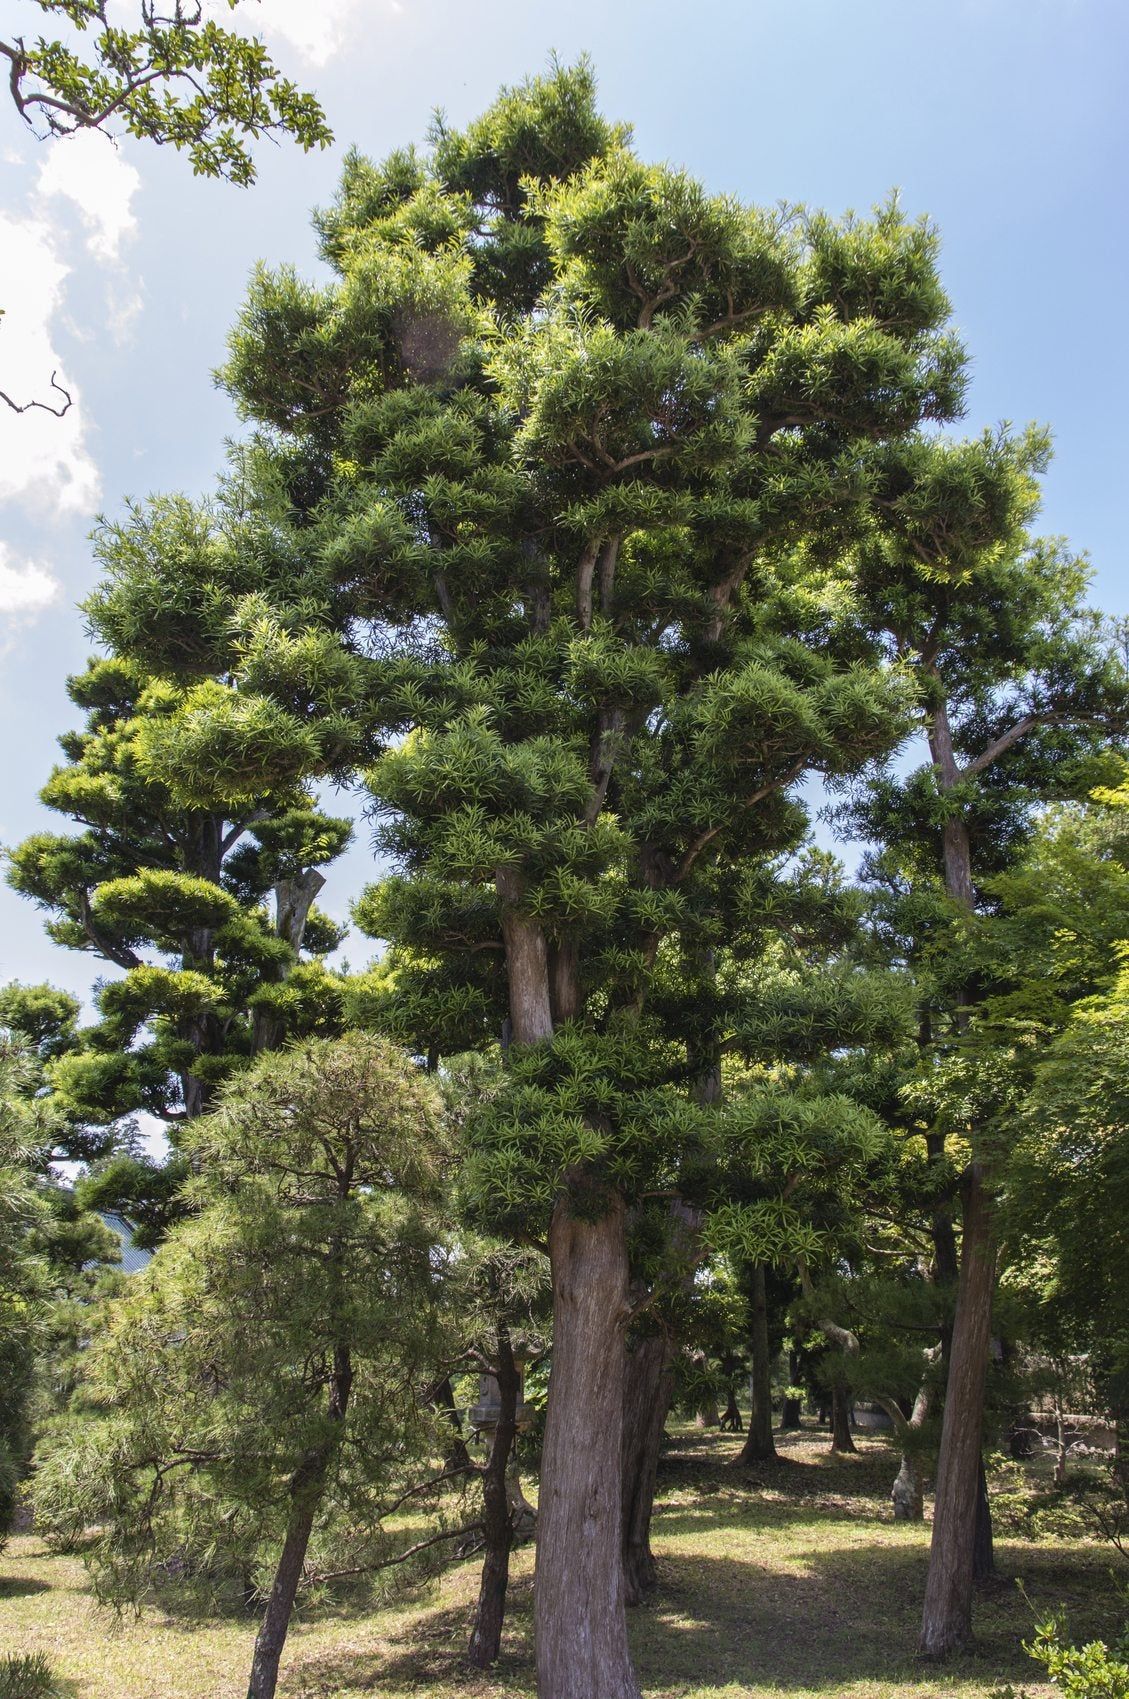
[0,1654,60,1699]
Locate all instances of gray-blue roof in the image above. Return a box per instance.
[98,1211,153,1276]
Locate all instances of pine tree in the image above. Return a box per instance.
[33,1034,450,1699]
[8,492,361,1141]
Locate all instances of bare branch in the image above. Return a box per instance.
[0,370,73,418]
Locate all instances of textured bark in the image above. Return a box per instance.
[972,1452,995,1581]
[919,1164,996,1657]
[468,1333,520,1669]
[892,1451,925,1521]
[738,1263,776,1464]
[621,1330,675,1604]
[878,1376,933,1522]
[246,1347,352,1699]
[830,1384,857,1454]
[536,1193,640,1699]
[496,868,554,1043]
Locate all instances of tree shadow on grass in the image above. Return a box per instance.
[0,1574,51,1598]
[287,1538,1114,1699]
[632,1536,1122,1696]
[287,1575,536,1698]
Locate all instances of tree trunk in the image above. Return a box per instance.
[497,869,554,1042]
[695,1395,720,1429]
[429,1373,471,1473]
[892,1451,925,1521]
[468,1332,520,1669]
[246,1468,325,1699]
[721,1388,743,1432]
[536,1192,640,1699]
[830,1383,857,1454]
[738,1263,776,1464]
[919,1163,996,1657]
[880,1376,933,1522]
[972,1452,994,1581]
[621,1330,674,1604]
[246,1348,351,1699]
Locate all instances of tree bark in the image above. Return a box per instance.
[878,1374,933,1522]
[972,1452,994,1581]
[536,1192,640,1699]
[497,867,554,1043]
[737,1263,776,1464]
[621,1330,674,1605]
[830,1383,857,1454]
[246,1347,352,1699]
[919,1163,996,1657]
[468,1332,520,1669]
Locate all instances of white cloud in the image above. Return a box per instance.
[0,209,101,514]
[36,130,141,263]
[260,0,377,66]
[0,543,61,645]
[201,0,396,68]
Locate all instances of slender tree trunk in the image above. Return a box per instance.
[621,1331,675,1604]
[830,1384,857,1454]
[246,1348,352,1699]
[892,1451,925,1521]
[468,1333,520,1669]
[919,1164,996,1657]
[536,1192,640,1699]
[721,1388,743,1432]
[738,1263,776,1464]
[246,1469,325,1699]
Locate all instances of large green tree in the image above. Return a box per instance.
[205,63,973,1698]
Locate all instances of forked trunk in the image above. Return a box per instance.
[621,1330,675,1604]
[468,1333,520,1669]
[536,1193,640,1699]
[892,1452,925,1521]
[830,1384,857,1454]
[738,1263,776,1464]
[882,1375,933,1522]
[919,1163,996,1657]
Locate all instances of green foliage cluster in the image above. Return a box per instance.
[2,1,331,183]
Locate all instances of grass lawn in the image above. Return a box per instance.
[0,1426,1118,1698]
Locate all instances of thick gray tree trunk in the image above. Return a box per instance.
[536,1193,640,1699]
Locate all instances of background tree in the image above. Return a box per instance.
[8,495,363,1161]
[33,1033,451,1699]
[839,432,1128,1655]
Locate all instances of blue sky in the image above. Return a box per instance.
[1,0,1126,1012]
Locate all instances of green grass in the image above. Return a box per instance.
[0,1427,1120,1698]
